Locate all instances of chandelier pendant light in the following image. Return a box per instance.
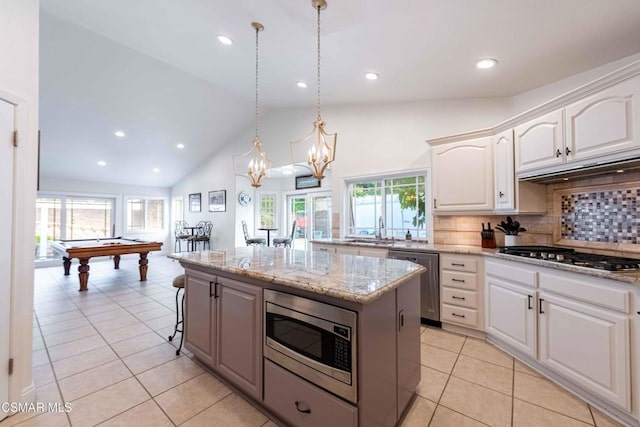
[232,22,272,188]
[290,0,337,180]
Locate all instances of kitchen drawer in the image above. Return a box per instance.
[313,243,336,254]
[486,259,537,288]
[441,271,477,291]
[441,304,478,328]
[264,360,358,427]
[442,287,478,308]
[539,270,630,313]
[441,255,478,273]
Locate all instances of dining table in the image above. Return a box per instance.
[258,227,278,246]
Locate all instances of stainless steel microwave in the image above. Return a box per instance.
[264,289,357,403]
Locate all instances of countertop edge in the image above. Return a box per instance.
[310,239,640,287]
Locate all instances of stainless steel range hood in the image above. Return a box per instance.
[518,157,640,184]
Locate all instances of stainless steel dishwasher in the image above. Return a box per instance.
[388,250,440,327]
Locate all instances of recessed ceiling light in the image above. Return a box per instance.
[176,143,185,149]
[365,72,379,80]
[296,81,308,88]
[114,131,125,138]
[476,58,498,69]
[562,177,569,181]
[616,169,625,173]
[217,35,233,45]
[152,168,160,173]
[97,161,106,166]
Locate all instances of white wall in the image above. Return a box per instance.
[511,52,640,115]
[172,97,512,243]
[0,0,39,409]
[39,176,171,252]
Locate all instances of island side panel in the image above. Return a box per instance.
[397,276,421,416]
[358,288,399,427]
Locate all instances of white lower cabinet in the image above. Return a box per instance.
[538,291,630,410]
[486,258,633,412]
[441,254,484,331]
[487,277,536,358]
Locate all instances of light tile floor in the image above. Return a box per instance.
[0,255,629,426]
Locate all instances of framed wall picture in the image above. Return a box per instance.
[209,190,226,212]
[189,193,201,212]
[295,175,321,190]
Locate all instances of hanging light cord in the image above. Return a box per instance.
[255,25,260,139]
[316,3,322,122]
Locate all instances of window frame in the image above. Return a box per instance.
[125,196,167,233]
[256,192,277,230]
[343,169,432,241]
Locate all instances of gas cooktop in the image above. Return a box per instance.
[499,246,640,272]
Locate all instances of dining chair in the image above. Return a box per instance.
[193,221,213,250]
[273,220,297,248]
[174,220,191,252]
[241,220,266,246]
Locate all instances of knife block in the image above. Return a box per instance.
[481,230,496,248]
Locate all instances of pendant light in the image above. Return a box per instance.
[232,22,272,188]
[290,0,337,180]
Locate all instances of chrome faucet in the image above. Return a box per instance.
[375,216,384,240]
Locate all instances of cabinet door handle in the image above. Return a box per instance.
[451,263,465,267]
[556,149,562,158]
[434,198,437,209]
[539,298,545,314]
[451,278,466,283]
[566,147,572,155]
[399,309,405,330]
[498,191,504,198]
[527,294,533,310]
[452,313,465,318]
[294,401,311,414]
[214,281,220,299]
[452,295,466,300]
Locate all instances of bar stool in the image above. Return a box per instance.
[168,274,185,356]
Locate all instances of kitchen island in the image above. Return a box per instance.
[168,246,425,427]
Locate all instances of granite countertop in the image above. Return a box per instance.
[311,239,640,287]
[311,238,494,255]
[168,246,426,304]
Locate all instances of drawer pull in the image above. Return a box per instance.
[452,296,466,300]
[451,313,466,318]
[295,401,311,414]
[451,263,465,267]
[451,278,466,283]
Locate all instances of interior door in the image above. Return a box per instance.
[0,98,15,421]
[287,195,307,249]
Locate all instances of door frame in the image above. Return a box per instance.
[0,87,37,416]
[283,189,332,249]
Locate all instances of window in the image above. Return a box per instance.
[258,194,276,228]
[347,173,429,239]
[35,195,115,261]
[126,197,165,232]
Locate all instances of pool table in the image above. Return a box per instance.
[50,237,163,291]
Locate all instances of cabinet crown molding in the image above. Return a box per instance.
[426,128,493,146]
[494,59,640,133]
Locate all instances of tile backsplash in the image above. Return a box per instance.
[560,189,638,244]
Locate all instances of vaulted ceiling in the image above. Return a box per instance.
[39,0,640,187]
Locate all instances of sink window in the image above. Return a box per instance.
[346,172,430,240]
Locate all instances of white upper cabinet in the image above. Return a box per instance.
[494,129,546,213]
[493,130,515,211]
[515,109,564,174]
[431,134,494,213]
[515,75,640,178]
[565,76,640,163]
